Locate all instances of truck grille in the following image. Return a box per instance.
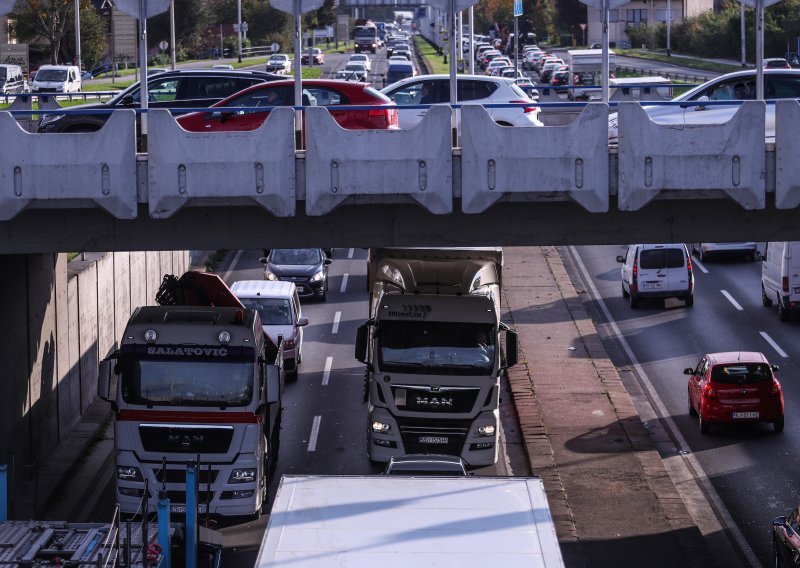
[397,417,470,456]
[154,468,219,484]
[166,490,213,505]
[391,385,480,413]
[139,425,234,454]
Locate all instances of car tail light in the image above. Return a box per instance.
[509,100,540,114]
[782,276,789,293]
[687,256,694,291]
[771,380,782,396]
[703,384,717,399]
[367,108,391,129]
[631,257,638,292]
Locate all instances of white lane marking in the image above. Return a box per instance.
[760,331,789,358]
[720,290,744,311]
[307,416,321,451]
[340,274,349,293]
[222,249,244,282]
[322,356,333,386]
[348,248,354,259]
[691,256,709,274]
[332,311,341,334]
[569,246,760,568]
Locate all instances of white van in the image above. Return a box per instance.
[617,243,694,308]
[0,64,27,94]
[761,242,800,321]
[230,280,308,380]
[32,65,81,93]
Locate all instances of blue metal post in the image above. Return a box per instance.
[185,462,197,568]
[157,489,171,568]
[0,464,7,522]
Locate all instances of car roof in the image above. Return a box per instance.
[231,280,296,298]
[675,68,800,100]
[706,352,769,365]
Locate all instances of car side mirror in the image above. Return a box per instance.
[773,515,788,528]
[616,255,625,263]
[324,258,332,265]
[208,111,222,120]
[683,368,695,375]
[297,316,309,326]
[259,257,268,264]
[772,364,780,372]
[121,94,134,106]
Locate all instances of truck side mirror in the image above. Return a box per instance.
[266,364,281,404]
[504,330,519,367]
[355,324,369,363]
[98,358,116,401]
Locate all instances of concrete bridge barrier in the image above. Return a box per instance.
[147,108,296,218]
[460,103,609,213]
[304,105,453,216]
[0,110,138,220]
[775,100,800,209]
[617,101,766,211]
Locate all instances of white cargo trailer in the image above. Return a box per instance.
[255,475,565,567]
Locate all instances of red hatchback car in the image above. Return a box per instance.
[176,79,398,132]
[685,351,784,434]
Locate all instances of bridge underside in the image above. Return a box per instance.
[1,197,796,254]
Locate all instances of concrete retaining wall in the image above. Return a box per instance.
[0,250,188,517]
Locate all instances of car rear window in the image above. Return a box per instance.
[639,248,685,269]
[364,86,392,102]
[710,363,772,384]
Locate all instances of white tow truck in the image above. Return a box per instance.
[98,271,284,519]
[255,475,565,567]
[356,248,518,467]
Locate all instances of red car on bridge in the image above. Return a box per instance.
[176,79,398,132]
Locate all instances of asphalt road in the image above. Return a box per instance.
[85,247,530,566]
[563,244,798,567]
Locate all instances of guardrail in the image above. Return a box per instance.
[0,98,794,221]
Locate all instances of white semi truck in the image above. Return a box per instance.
[255,475,565,567]
[356,248,518,467]
[98,271,284,518]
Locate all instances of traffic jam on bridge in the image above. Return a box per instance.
[3,0,800,565]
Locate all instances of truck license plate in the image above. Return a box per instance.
[419,436,448,444]
[169,505,204,513]
[732,411,759,419]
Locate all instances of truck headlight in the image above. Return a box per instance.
[228,468,257,483]
[310,270,324,282]
[477,424,496,437]
[117,466,143,481]
[372,420,391,433]
[264,271,278,281]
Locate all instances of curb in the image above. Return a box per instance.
[504,246,716,568]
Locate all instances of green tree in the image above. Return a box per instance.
[10,0,72,64]
[63,0,109,69]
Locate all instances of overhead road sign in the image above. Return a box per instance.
[514,0,523,17]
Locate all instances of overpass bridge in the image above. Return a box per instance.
[1,101,799,254]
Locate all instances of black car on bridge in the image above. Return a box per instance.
[37,69,283,134]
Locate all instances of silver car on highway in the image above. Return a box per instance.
[608,69,800,144]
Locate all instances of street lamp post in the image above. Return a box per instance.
[74,0,82,70]
[740,0,747,66]
[237,0,243,62]
[666,0,671,56]
[169,0,176,69]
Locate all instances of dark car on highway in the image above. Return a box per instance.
[773,506,800,567]
[260,248,332,301]
[37,69,283,133]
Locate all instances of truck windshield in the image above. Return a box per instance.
[378,321,495,375]
[121,359,254,407]
[36,69,68,82]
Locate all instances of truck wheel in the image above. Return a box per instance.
[685,294,694,307]
[762,284,773,307]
